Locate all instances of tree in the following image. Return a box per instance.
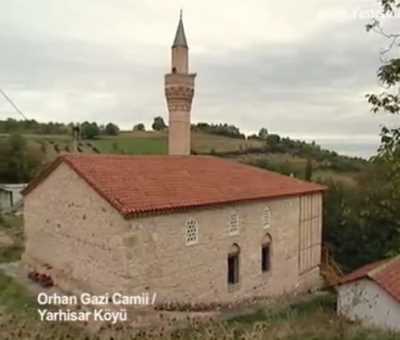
[321,162,400,272]
[194,122,244,139]
[366,1,400,196]
[152,117,167,131]
[305,158,313,181]
[133,123,145,131]
[0,134,43,182]
[104,122,120,136]
[321,1,400,271]
[258,128,269,139]
[81,122,100,139]
[266,134,280,146]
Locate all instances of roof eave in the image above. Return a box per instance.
[123,187,327,219]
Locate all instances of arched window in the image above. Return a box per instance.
[228,212,240,235]
[228,243,240,285]
[263,206,271,229]
[261,234,272,273]
[185,218,199,245]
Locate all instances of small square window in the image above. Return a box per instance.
[263,207,271,229]
[185,219,199,245]
[228,213,240,235]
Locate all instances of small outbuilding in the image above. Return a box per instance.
[337,256,400,332]
[0,184,27,212]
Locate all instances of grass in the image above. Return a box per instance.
[228,293,336,324]
[92,135,167,155]
[0,270,37,317]
[0,214,24,263]
[0,245,24,263]
[192,131,264,154]
[223,293,399,340]
[91,131,264,156]
[0,271,86,339]
[314,169,358,187]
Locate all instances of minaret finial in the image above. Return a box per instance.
[172,9,188,48]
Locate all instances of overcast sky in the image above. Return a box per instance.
[0,0,398,157]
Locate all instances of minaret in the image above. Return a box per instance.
[165,11,196,155]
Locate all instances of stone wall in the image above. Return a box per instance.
[126,193,323,303]
[23,162,131,295]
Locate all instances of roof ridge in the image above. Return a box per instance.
[369,255,400,278]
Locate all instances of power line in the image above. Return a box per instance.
[0,88,28,120]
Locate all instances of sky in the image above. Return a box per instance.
[0,0,399,158]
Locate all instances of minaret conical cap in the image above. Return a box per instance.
[172,10,188,48]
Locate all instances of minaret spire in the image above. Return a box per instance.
[165,12,196,155]
[172,10,188,49]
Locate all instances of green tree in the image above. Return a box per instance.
[321,162,400,272]
[0,134,43,183]
[152,117,167,131]
[104,122,120,136]
[133,123,145,131]
[366,0,400,195]
[305,158,313,181]
[81,122,100,139]
[321,1,400,271]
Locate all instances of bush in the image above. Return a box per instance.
[133,123,145,131]
[81,122,100,139]
[104,122,120,136]
[0,134,44,182]
[195,122,245,139]
[152,117,167,131]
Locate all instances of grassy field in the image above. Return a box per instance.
[0,214,24,263]
[191,131,264,154]
[1,131,361,186]
[92,133,168,155]
[89,131,264,155]
[313,169,358,187]
[3,130,263,157]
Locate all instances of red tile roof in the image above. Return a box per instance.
[340,256,400,303]
[23,154,326,218]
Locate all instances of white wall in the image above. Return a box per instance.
[0,190,12,211]
[337,279,400,332]
[0,184,27,207]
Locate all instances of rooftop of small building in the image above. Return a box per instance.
[23,154,326,218]
[339,255,400,303]
[0,183,27,192]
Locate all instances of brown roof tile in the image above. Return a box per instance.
[340,256,400,303]
[23,154,326,218]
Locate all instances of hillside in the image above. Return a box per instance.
[0,129,367,186]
